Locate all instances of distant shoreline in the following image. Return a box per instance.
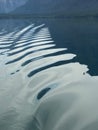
[0,14,98,19]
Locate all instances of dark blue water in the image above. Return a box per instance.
[46,19,98,76]
[0,18,98,130]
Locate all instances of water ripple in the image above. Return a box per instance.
[0,23,76,78]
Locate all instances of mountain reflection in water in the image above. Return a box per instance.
[0,18,98,130]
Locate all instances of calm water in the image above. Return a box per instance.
[0,18,98,130]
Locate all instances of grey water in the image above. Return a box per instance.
[0,18,98,130]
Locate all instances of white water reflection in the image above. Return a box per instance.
[0,20,98,130]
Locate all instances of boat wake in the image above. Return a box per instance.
[0,22,97,130]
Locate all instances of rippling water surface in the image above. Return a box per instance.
[0,18,98,130]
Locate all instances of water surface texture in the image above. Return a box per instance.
[0,18,98,130]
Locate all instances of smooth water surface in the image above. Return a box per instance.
[0,18,98,130]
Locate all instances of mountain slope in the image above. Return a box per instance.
[0,0,27,13]
[0,0,98,16]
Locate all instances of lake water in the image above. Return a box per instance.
[0,18,98,130]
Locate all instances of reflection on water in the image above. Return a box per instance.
[0,18,98,130]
